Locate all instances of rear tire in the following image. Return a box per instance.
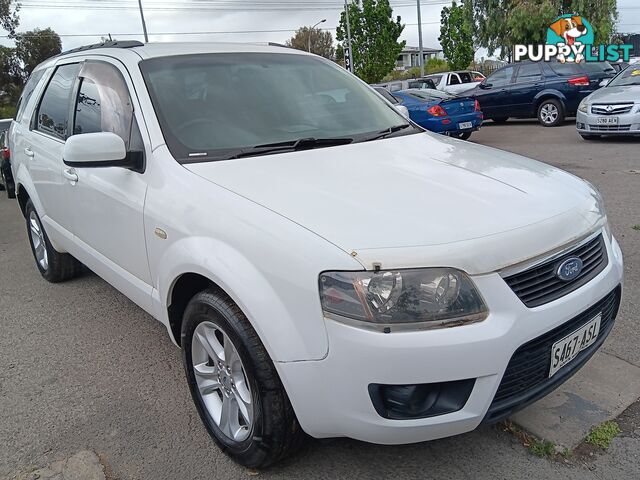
[492,117,509,124]
[25,200,82,282]
[182,289,305,468]
[537,99,564,127]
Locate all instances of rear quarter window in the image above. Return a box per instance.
[548,62,582,76]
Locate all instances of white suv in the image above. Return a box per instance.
[10,42,623,468]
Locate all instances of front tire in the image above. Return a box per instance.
[25,200,82,282]
[182,289,304,468]
[537,99,564,127]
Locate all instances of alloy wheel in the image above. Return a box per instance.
[191,321,254,442]
[29,211,48,271]
[540,103,559,125]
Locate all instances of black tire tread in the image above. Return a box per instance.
[25,200,82,283]
[182,289,305,468]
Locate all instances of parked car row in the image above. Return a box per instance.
[374,60,640,140]
[0,118,15,198]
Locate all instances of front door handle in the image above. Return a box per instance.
[24,147,34,158]
[63,168,79,184]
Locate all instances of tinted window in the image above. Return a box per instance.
[515,63,542,83]
[406,89,453,101]
[375,88,399,104]
[448,74,461,85]
[458,72,473,83]
[407,79,435,89]
[426,74,442,84]
[36,64,79,140]
[16,69,46,122]
[548,62,582,76]
[582,62,615,75]
[487,66,515,87]
[141,53,408,162]
[74,62,134,148]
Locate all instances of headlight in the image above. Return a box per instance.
[578,101,588,113]
[319,268,488,332]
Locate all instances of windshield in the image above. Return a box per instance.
[403,89,453,101]
[608,66,640,87]
[140,53,411,162]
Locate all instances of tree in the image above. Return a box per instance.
[0,0,20,38]
[473,0,619,59]
[439,0,474,70]
[286,27,335,59]
[336,0,405,83]
[15,28,62,76]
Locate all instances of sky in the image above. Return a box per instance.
[1,0,639,58]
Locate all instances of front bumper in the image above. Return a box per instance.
[278,232,624,444]
[576,109,640,135]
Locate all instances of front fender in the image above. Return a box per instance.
[155,235,354,362]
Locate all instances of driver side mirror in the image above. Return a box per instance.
[63,132,141,170]
[479,82,493,89]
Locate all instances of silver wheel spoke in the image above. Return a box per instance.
[29,212,48,270]
[234,390,252,425]
[224,336,240,367]
[195,329,224,362]
[194,362,221,395]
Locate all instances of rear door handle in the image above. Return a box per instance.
[24,147,34,158]
[63,168,79,184]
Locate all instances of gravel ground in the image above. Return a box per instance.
[1,120,638,479]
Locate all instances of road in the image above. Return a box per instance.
[1,121,639,479]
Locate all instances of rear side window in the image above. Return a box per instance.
[74,61,134,148]
[16,69,46,122]
[582,62,615,75]
[448,74,461,85]
[458,72,473,83]
[548,62,582,76]
[35,64,79,140]
[515,63,542,83]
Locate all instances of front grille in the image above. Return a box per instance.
[504,234,607,308]
[591,104,634,115]
[589,124,632,132]
[484,286,621,423]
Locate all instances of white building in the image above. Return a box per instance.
[396,46,443,71]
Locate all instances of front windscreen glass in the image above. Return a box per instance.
[140,53,412,162]
[607,66,640,87]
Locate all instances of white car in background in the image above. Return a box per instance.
[425,70,486,95]
[10,41,623,469]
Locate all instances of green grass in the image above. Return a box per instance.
[633,225,640,231]
[529,439,556,457]
[585,421,621,449]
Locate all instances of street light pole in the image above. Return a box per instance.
[308,19,326,53]
[417,0,424,77]
[138,0,149,43]
[344,0,354,72]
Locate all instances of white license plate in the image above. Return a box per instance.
[458,122,473,130]
[596,117,618,125]
[549,314,601,378]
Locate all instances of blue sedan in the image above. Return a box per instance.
[392,89,483,140]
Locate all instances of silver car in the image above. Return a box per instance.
[576,65,640,139]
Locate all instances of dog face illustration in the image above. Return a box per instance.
[549,16,587,45]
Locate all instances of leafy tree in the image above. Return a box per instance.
[473,0,618,59]
[425,57,450,73]
[15,28,62,76]
[286,27,335,59]
[336,0,405,83]
[439,0,474,70]
[0,0,20,38]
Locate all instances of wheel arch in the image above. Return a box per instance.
[533,90,566,114]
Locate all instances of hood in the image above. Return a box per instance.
[185,133,603,273]
[587,85,640,104]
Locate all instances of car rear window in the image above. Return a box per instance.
[548,62,582,76]
[581,62,615,75]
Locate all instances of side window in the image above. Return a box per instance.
[458,72,473,83]
[74,61,134,148]
[16,69,46,122]
[488,66,515,87]
[448,74,461,85]
[35,64,79,140]
[515,63,542,83]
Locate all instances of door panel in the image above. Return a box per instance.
[66,59,152,285]
[475,66,516,118]
[510,63,545,117]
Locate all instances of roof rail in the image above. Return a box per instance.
[58,40,144,57]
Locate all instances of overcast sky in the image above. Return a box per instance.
[1,0,639,58]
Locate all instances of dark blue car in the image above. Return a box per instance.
[472,60,616,126]
[391,89,483,140]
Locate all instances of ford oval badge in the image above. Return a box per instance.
[556,257,583,282]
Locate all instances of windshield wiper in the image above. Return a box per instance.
[227,137,354,159]
[357,124,416,143]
